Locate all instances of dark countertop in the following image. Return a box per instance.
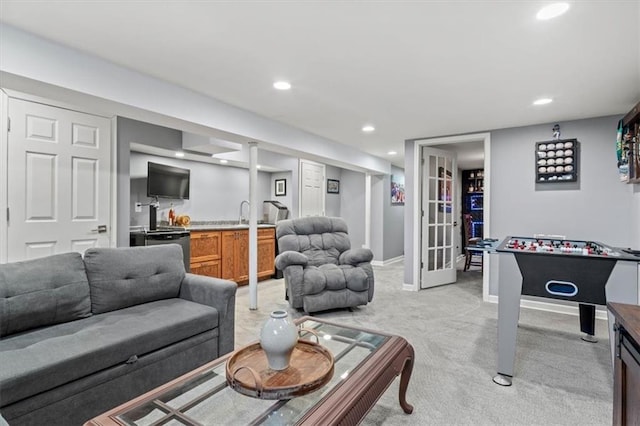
[608,302,640,344]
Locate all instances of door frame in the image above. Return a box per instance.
[411,132,491,301]
[0,89,117,263]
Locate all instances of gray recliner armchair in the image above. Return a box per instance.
[275,217,374,313]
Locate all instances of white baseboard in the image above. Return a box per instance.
[487,295,608,320]
[371,255,404,267]
[403,283,418,291]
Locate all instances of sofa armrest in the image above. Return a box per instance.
[275,251,308,270]
[179,273,237,356]
[339,248,374,265]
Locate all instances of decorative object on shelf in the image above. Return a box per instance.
[391,174,405,205]
[535,139,579,183]
[259,310,298,370]
[275,179,286,196]
[327,179,340,194]
[175,214,190,226]
[552,123,561,140]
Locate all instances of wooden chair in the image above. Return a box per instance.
[463,213,483,271]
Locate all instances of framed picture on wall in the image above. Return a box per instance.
[275,179,286,196]
[327,179,340,194]
[391,174,405,205]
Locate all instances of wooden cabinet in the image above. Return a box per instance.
[190,227,276,284]
[189,231,221,278]
[608,302,640,426]
[221,230,249,283]
[257,228,276,279]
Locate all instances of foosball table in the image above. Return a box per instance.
[493,236,640,386]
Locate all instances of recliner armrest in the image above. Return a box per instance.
[179,273,237,355]
[339,248,374,265]
[275,251,309,270]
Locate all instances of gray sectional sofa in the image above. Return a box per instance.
[0,244,237,426]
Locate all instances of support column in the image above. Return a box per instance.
[364,172,371,249]
[249,142,258,310]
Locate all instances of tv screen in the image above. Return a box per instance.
[147,162,190,199]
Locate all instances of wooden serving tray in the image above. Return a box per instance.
[226,340,334,400]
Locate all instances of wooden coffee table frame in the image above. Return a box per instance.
[85,316,414,426]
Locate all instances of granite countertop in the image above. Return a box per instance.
[166,221,275,231]
[129,221,276,234]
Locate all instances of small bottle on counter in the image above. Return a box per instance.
[168,203,175,226]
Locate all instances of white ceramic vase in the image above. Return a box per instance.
[260,310,298,370]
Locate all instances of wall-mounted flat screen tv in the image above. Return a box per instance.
[147,161,190,199]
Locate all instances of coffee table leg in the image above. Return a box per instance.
[398,345,414,414]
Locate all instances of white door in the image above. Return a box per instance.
[6,98,112,262]
[299,159,325,217]
[421,147,457,288]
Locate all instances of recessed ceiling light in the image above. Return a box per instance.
[388,151,397,155]
[362,125,375,132]
[533,98,553,105]
[536,3,569,20]
[273,81,291,90]
[175,152,185,157]
[219,159,228,164]
[256,165,261,169]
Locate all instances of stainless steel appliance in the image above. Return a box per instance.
[263,200,289,224]
[130,229,191,272]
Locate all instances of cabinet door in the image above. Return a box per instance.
[258,228,276,278]
[190,231,221,262]
[221,231,236,281]
[614,331,640,425]
[257,238,275,278]
[236,230,249,282]
[190,260,221,278]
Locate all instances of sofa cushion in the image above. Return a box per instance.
[302,264,369,295]
[0,253,90,337]
[84,245,186,314]
[0,298,218,406]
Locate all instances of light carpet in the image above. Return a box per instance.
[234,261,612,425]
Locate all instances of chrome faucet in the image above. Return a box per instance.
[239,200,250,224]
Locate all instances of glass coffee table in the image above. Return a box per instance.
[85,316,414,425]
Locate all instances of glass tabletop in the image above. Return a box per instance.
[115,319,388,426]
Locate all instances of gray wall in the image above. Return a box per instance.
[270,172,293,219]
[404,114,639,289]
[404,139,416,284]
[340,169,366,249]
[370,174,385,260]
[383,166,405,260]
[491,115,634,246]
[325,165,342,217]
[130,152,271,226]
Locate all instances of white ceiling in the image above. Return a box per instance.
[1,1,639,169]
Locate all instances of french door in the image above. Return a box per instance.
[420,147,457,288]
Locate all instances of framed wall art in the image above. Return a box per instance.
[391,174,405,205]
[327,179,340,194]
[275,179,286,196]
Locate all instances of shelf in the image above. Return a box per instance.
[535,139,578,184]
